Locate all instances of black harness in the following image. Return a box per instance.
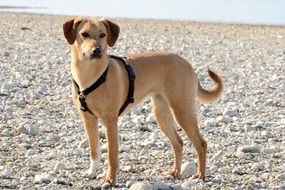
[72,55,135,116]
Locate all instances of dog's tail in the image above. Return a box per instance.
[197,69,223,103]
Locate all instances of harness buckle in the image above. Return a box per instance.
[79,93,88,112]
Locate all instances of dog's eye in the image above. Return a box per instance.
[82,32,89,38]
[99,33,106,38]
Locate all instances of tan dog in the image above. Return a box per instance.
[63,17,223,186]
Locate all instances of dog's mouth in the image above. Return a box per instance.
[82,52,102,59]
[90,54,102,59]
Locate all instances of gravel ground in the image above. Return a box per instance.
[0,13,284,190]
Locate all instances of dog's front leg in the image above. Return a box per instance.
[80,113,101,179]
[102,118,119,186]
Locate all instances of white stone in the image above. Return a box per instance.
[17,125,29,134]
[237,145,261,154]
[251,163,264,172]
[1,128,11,136]
[0,168,12,179]
[204,119,216,127]
[152,183,171,190]
[211,150,224,162]
[26,149,39,156]
[277,173,285,181]
[53,162,65,172]
[263,148,279,154]
[34,173,53,184]
[78,139,88,149]
[180,162,197,177]
[181,179,205,189]
[223,107,238,117]
[29,126,40,136]
[129,182,154,190]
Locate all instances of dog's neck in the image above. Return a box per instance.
[71,49,109,91]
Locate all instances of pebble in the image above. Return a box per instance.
[53,162,65,172]
[237,145,261,154]
[181,179,205,190]
[78,139,88,149]
[129,183,154,190]
[180,162,197,177]
[17,125,29,134]
[0,168,12,179]
[28,126,40,136]
[223,107,238,117]
[26,149,39,156]
[34,173,53,184]
[277,173,285,181]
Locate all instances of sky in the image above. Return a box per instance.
[0,0,285,25]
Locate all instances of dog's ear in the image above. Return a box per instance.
[102,19,120,47]
[63,17,83,44]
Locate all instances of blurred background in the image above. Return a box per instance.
[0,0,284,25]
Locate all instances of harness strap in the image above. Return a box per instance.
[72,55,135,116]
[109,55,136,116]
[73,66,109,115]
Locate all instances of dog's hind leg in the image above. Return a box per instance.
[170,102,207,180]
[152,94,184,177]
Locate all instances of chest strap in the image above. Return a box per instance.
[72,55,135,116]
[73,66,109,115]
[109,55,136,116]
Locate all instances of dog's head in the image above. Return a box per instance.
[63,17,120,59]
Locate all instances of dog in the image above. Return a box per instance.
[63,17,223,186]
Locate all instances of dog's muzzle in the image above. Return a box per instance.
[90,47,101,59]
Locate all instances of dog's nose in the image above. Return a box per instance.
[92,47,101,57]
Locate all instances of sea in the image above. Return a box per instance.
[0,0,285,25]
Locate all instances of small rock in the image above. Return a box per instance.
[101,143,108,153]
[0,168,12,179]
[277,173,285,181]
[1,128,11,136]
[180,162,197,177]
[99,130,106,139]
[121,165,133,173]
[232,167,245,175]
[126,181,135,188]
[4,51,9,56]
[245,125,256,132]
[152,183,171,190]
[17,125,29,134]
[204,119,216,127]
[211,150,224,162]
[217,115,231,123]
[223,107,238,117]
[34,173,53,184]
[246,184,257,190]
[278,185,285,190]
[54,178,72,186]
[29,126,40,136]
[26,149,39,156]
[251,163,264,172]
[263,148,279,154]
[129,183,154,190]
[237,145,261,154]
[181,179,205,189]
[43,135,60,145]
[78,139,88,149]
[53,162,65,172]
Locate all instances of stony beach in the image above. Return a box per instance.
[0,12,284,190]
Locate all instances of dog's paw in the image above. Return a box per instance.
[84,168,97,179]
[84,159,100,179]
[100,177,117,187]
[192,172,205,181]
[167,168,180,178]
